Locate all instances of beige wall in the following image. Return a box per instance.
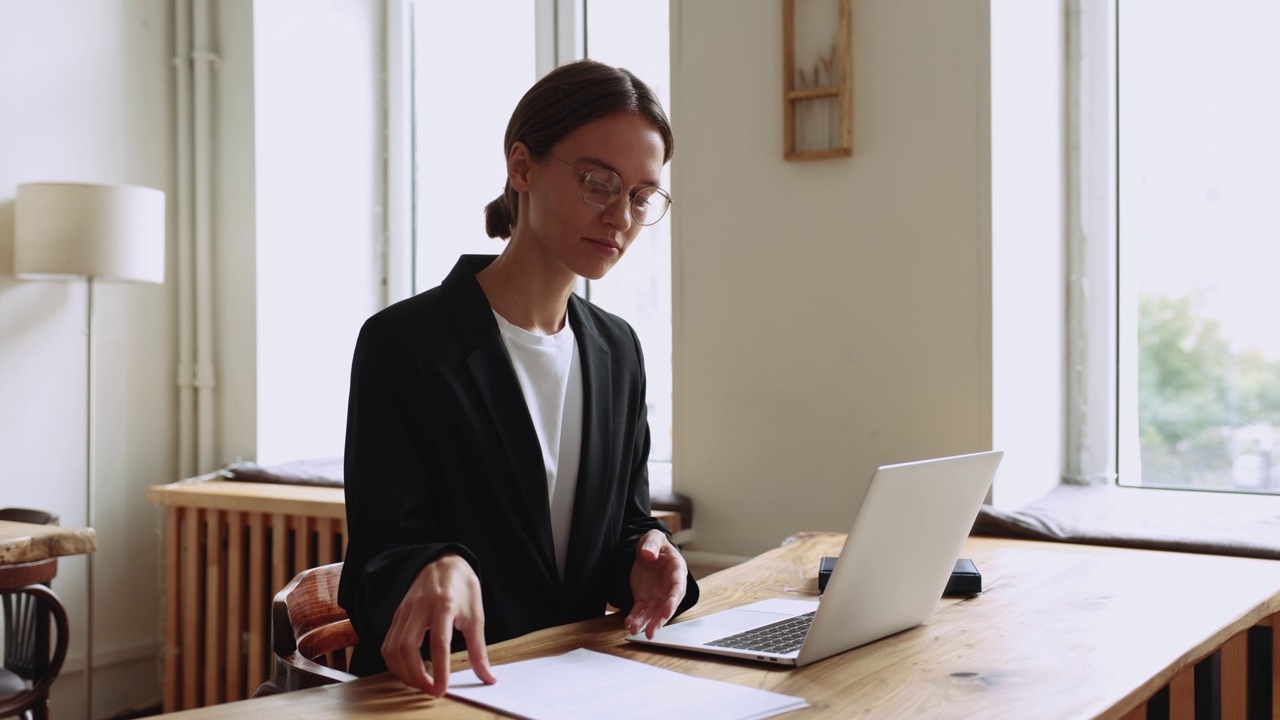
[672,0,995,557]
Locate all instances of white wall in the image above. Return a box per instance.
[672,0,996,557]
[0,1,175,717]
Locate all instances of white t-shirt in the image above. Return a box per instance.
[493,311,583,579]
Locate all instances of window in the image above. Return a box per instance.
[1116,0,1280,494]
[582,0,674,465]
[406,2,675,477]
[410,2,537,286]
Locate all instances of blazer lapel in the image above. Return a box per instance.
[563,297,614,585]
[446,256,557,577]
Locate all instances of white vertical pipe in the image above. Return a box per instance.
[193,0,218,473]
[175,0,197,480]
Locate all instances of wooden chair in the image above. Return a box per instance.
[254,562,359,696]
[0,509,68,720]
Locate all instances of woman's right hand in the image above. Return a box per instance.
[381,552,498,696]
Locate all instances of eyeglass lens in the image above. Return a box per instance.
[581,168,670,225]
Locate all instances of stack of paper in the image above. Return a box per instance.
[449,648,806,720]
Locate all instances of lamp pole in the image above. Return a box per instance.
[85,275,97,720]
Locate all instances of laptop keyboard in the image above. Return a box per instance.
[704,611,816,654]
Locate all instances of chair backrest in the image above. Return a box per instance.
[0,507,61,708]
[0,509,58,527]
[0,505,68,720]
[254,562,358,696]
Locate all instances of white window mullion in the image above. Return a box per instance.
[384,0,415,306]
[1066,0,1119,486]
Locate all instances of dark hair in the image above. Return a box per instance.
[483,59,674,239]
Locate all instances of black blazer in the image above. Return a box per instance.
[338,255,698,675]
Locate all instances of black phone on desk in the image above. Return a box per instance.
[818,556,982,596]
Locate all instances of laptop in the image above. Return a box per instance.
[626,450,1003,667]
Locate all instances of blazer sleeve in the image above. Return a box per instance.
[337,314,480,649]
[604,324,700,618]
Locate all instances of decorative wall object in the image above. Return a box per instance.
[783,0,852,160]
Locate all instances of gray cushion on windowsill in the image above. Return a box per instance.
[224,456,345,488]
[973,482,1280,561]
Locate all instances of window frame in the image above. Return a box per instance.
[1066,0,1120,489]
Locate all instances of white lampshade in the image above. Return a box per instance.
[15,182,165,284]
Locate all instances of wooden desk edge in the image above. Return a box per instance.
[0,521,98,563]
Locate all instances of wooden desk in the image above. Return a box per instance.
[147,479,681,711]
[149,532,1280,719]
[0,521,96,564]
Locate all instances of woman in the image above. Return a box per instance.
[338,59,700,697]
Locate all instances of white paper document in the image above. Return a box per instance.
[448,648,807,720]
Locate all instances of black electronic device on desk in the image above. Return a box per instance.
[818,556,982,596]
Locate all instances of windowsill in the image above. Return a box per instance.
[974,483,1280,561]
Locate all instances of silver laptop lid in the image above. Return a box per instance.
[797,450,1002,665]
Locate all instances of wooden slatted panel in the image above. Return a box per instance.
[149,481,352,709]
[271,513,287,627]
[225,510,243,701]
[247,511,266,696]
[1169,667,1195,720]
[162,507,180,712]
[1119,702,1145,720]
[181,507,200,709]
[1266,613,1279,719]
[1220,630,1248,720]
[204,513,224,704]
[293,514,310,578]
[317,517,335,566]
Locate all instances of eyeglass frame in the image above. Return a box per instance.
[547,153,673,226]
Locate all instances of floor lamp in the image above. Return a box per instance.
[13,182,166,720]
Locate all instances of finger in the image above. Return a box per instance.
[644,593,681,638]
[429,612,455,698]
[641,569,686,637]
[625,599,651,635]
[383,613,433,692]
[638,530,665,561]
[466,641,497,685]
[461,611,497,685]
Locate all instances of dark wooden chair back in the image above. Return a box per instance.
[0,508,67,720]
[254,562,358,696]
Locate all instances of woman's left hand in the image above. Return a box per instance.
[625,529,688,638]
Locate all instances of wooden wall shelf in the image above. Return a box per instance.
[783,0,852,161]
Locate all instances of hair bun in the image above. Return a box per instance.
[484,195,514,239]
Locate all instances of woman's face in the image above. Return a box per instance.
[515,111,667,282]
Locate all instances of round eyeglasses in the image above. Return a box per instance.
[549,154,672,226]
